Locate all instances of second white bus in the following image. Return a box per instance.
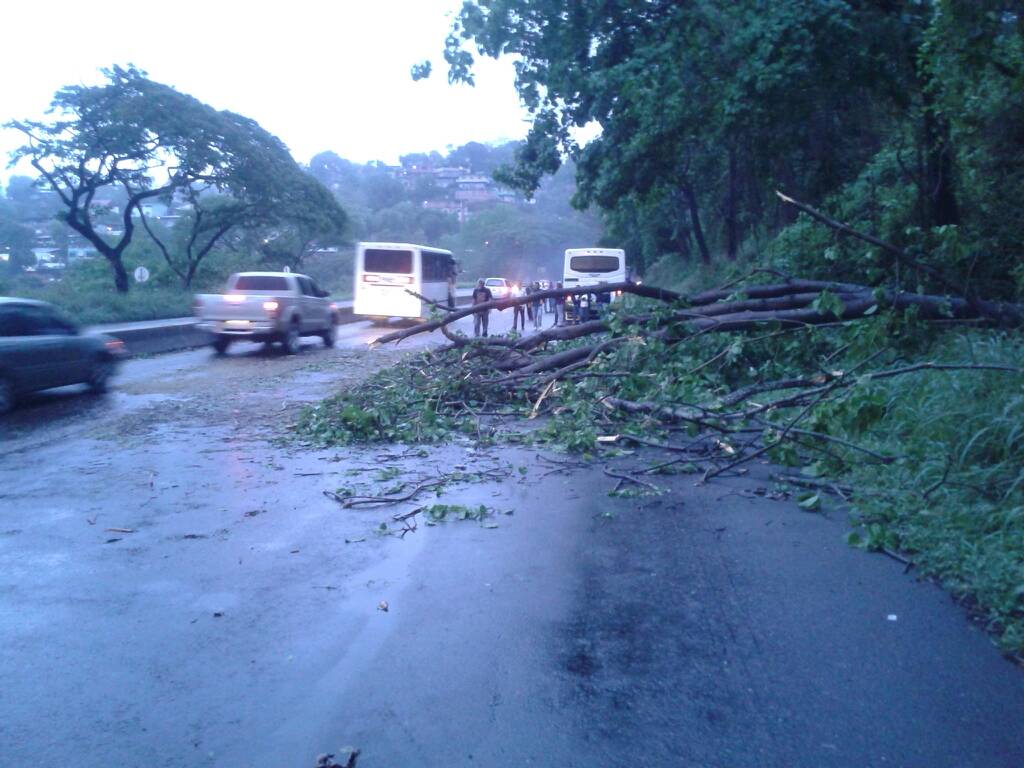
[353,242,456,320]
[562,247,627,320]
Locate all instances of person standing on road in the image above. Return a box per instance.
[552,282,563,326]
[579,293,594,323]
[512,283,526,332]
[472,278,493,337]
[570,292,582,325]
[531,281,543,330]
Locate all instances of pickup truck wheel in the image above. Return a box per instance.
[282,322,301,355]
[87,357,113,393]
[212,336,231,355]
[321,319,338,348]
[0,376,15,416]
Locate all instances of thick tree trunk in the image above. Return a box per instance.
[111,257,130,293]
[64,214,131,293]
[725,147,739,260]
[682,183,712,265]
[922,91,960,227]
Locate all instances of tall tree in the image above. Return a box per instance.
[422,0,1001,289]
[0,199,36,273]
[7,65,345,292]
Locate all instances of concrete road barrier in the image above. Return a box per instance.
[87,291,474,356]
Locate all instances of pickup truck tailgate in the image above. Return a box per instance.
[198,295,269,321]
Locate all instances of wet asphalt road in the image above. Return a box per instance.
[2,311,1024,768]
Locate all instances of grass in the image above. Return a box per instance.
[6,280,194,326]
[837,333,1024,651]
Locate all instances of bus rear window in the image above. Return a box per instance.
[364,249,413,274]
[569,255,621,273]
[234,276,289,291]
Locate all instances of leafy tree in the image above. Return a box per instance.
[365,201,458,244]
[7,65,345,292]
[423,0,1022,295]
[5,175,60,224]
[0,199,36,273]
[446,141,516,174]
[363,174,406,211]
[142,168,347,285]
[399,151,444,169]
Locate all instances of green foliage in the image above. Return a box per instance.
[4,275,192,325]
[834,333,1024,650]
[0,198,36,272]
[430,1,1024,298]
[423,503,493,523]
[294,350,528,445]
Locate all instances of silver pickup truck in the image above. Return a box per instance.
[194,272,339,354]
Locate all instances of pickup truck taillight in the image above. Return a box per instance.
[262,300,280,317]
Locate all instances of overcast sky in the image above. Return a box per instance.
[0,0,533,186]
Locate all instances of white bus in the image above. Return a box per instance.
[562,247,627,320]
[353,242,456,320]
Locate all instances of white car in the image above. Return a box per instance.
[484,277,512,300]
[194,272,338,355]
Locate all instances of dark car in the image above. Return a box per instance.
[0,298,127,415]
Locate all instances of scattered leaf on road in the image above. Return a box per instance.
[797,492,822,511]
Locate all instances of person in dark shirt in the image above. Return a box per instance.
[471,279,493,337]
[531,281,543,329]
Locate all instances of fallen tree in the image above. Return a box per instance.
[321,270,1024,491]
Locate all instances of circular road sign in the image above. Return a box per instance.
[134,266,150,283]
[282,265,291,273]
